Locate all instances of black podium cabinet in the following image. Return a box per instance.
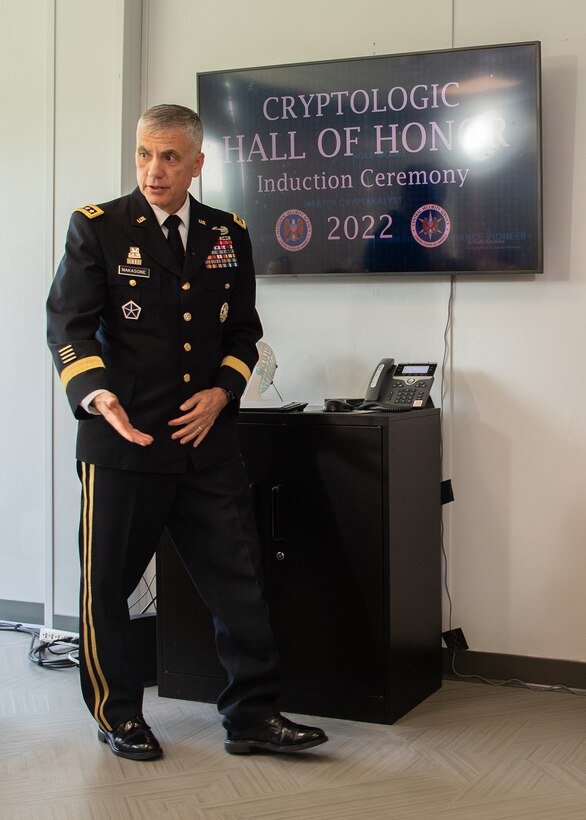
[157,407,442,724]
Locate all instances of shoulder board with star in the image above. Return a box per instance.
[232,212,247,230]
[74,204,105,219]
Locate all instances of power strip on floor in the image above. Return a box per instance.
[38,627,79,643]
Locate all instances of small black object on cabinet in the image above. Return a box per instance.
[157,407,442,724]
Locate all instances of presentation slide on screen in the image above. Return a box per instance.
[197,43,541,276]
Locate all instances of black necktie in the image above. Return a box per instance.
[164,214,184,264]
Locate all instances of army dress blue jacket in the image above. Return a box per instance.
[47,187,262,472]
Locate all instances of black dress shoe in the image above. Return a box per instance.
[98,716,162,760]
[225,713,328,755]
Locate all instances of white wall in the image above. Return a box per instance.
[51,0,143,620]
[3,0,585,666]
[0,0,142,623]
[0,2,52,610]
[143,0,586,663]
[450,1,586,660]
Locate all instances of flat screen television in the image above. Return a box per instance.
[197,41,542,276]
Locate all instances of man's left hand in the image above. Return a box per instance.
[168,387,230,446]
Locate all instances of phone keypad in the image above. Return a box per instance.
[389,378,431,406]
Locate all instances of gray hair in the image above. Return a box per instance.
[138,104,203,149]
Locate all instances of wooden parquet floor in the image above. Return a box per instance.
[1,629,586,819]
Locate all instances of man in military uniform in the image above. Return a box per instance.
[47,104,327,760]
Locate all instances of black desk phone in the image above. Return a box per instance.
[363,358,436,411]
[323,358,436,413]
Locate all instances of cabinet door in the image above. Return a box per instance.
[264,423,385,698]
[158,530,225,684]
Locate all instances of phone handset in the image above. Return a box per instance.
[364,358,396,402]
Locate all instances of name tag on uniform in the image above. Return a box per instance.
[118,265,150,278]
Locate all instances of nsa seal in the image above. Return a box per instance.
[411,204,451,248]
[275,209,312,252]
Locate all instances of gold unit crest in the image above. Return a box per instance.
[127,247,142,265]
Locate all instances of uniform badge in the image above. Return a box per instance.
[219,302,229,323]
[126,247,142,265]
[199,219,207,226]
[205,236,238,269]
[212,225,229,235]
[136,216,147,224]
[122,300,141,320]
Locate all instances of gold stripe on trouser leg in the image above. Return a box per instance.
[81,462,111,730]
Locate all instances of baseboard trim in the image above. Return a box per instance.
[442,648,586,690]
[54,614,80,632]
[2,600,584,692]
[0,599,44,626]
[0,600,78,633]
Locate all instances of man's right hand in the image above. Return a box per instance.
[91,391,153,446]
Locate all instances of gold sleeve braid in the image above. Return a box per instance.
[60,356,106,389]
[221,355,251,382]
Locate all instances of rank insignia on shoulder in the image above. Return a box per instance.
[232,212,246,230]
[75,204,104,219]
